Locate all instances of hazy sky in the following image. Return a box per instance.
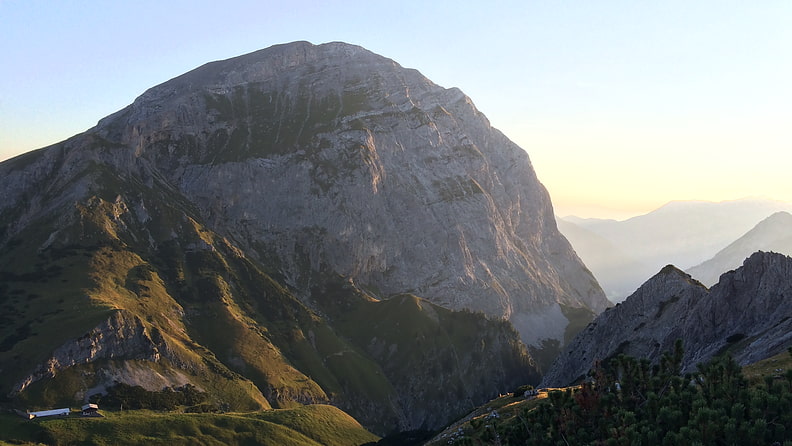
[2,1,790,219]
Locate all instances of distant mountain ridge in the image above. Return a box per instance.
[687,211,792,286]
[0,41,606,432]
[541,251,792,387]
[555,218,651,301]
[559,198,792,301]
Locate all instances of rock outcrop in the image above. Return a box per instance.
[541,251,792,387]
[12,311,169,395]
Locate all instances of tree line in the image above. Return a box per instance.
[458,341,792,445]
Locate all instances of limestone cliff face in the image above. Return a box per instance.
[541,251,792,387]
[90,41,607,349]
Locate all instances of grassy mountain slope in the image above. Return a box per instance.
[0,405,378,446]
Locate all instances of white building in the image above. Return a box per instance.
[81,403,99,416]
[28,408,71,418]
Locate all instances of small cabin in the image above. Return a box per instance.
[81,403,100,416]
[523,389,539,397]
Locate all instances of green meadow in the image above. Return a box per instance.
[0,405,378,446]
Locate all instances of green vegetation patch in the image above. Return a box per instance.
[433,342,792,445]
[743,348,792,385]
[0,405,377,446]
[432,175,484,202]
[202,82,375,164]
[312,280,537,432]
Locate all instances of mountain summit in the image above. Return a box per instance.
[82,41,607,348]
[0,41,605,431]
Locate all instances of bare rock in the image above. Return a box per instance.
[542,251,792,387]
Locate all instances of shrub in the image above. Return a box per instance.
[512,384,534,398]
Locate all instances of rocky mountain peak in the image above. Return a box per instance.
[112,41,381,106]
[728,250,792,282]
[542,251,792,387]
[707,251,790,301]
[646,263,704,291]
[85,41,609,354]
[610,264,704,318]
[96,41,449,164]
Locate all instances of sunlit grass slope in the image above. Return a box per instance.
[0,405,378,446]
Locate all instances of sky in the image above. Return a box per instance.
[1,1,791,220]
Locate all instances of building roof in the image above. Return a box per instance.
[29,408,70,417]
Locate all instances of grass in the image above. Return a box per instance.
[426,388,563,445]
[0,405,378,446]
[0,221,113,394]
[0,192,273,411]
[315,284,537,431]
[742,349,792,385]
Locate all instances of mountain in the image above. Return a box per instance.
[92,40,608,348]
[687,211,792,286]
[0,41,604,432]
[559,198,792,301]
[541,251,792,387]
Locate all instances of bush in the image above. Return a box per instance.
[184,403,220,413]
[91,383,207,411]
[512,384,534,398]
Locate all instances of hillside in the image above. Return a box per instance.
[0,405,378,446]
[0,196,535,433]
